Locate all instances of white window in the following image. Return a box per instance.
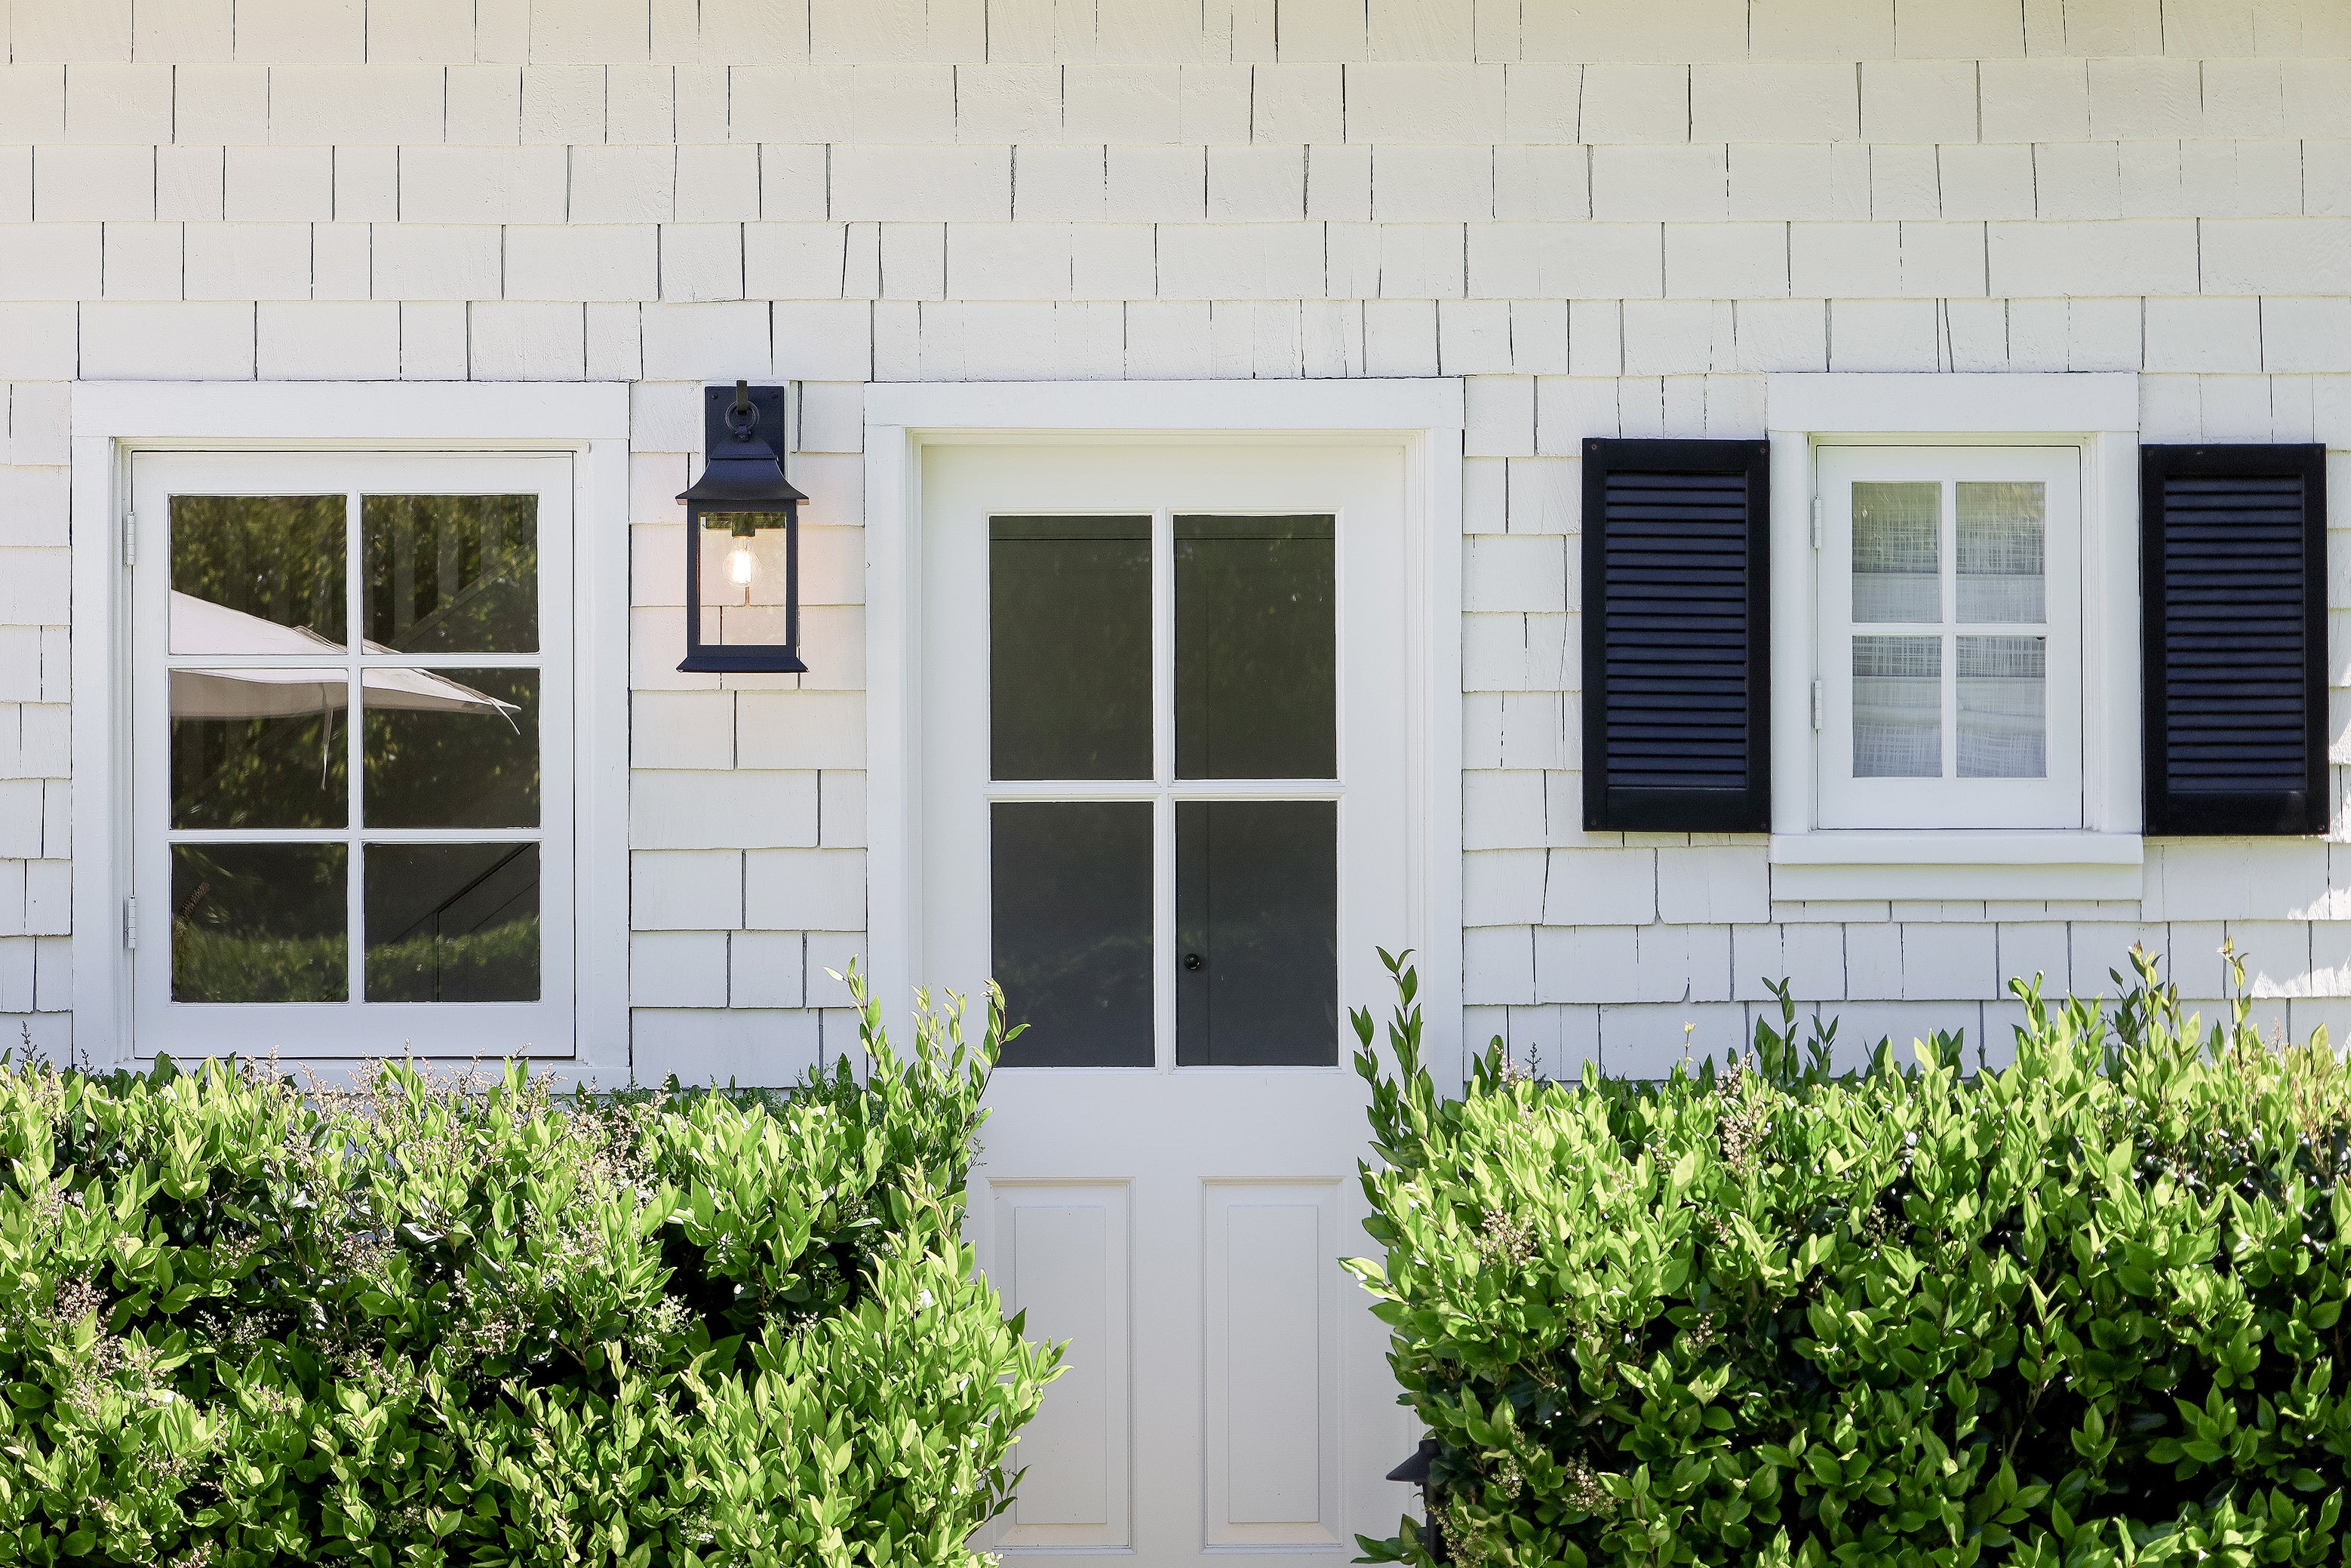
[128,451,575,1058]
[1815,446,2082,829]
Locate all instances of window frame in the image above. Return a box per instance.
[69,382,632,1081]
[129,450,576,1059]
[1815,444,2084,831]
[1763,374,2144,901]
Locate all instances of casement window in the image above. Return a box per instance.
[1815,447,2082,830]
[129,452,575,1058]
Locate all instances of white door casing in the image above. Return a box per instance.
[911,436,1434,1567]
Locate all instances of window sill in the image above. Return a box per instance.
[1768,832,2144,901]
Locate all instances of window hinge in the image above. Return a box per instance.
[122,512,137,567]
[1809,496,1823,550]
[1810,679,1824,731]
[123,896,137,951]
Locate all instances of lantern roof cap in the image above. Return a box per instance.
[678,380,808,506]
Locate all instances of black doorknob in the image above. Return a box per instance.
[1183,953,1203,971]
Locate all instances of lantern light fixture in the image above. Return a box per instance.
[678,380,810,673]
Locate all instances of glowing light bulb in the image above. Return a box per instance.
[727,544,757,586]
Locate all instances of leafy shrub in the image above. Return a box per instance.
[0,976,1059,1567]
[1348,948,2351,1568]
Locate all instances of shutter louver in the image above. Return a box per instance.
[2141,444,2328,836]
[1581,438,1772,832]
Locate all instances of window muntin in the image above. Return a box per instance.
[986,512,1340,1069]
[1818,447,2082,830]
[134,453,574,1056]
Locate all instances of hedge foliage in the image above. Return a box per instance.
[1348,947,2351,1568]
[0,976,1059,1568]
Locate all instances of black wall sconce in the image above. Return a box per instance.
[678,380,809,673]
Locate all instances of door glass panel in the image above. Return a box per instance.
[1852,634,1941,778]
[361,495,539,653]
[1850,482,1939,624]
[1958,635,2046,779]
[362,669,539,829]
[170,670,348,829]
[169,495,347,651]
[1956,481,2045,623]
[993,802,1154,1066]
[364,844,541,1002]
[1174,801,1336,1067]
[171,843,347,1002]
[991,517,1151,781]
[1175,516,1335,779]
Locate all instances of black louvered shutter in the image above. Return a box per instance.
[2142,444,2328,835]
[1581,439,1771,832]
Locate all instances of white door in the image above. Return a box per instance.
[918,444,1418,1568]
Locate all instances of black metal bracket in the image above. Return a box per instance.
[702,383,787,462]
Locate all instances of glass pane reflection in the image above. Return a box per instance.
[992,801,1153,1066]
[362,495,539,653]
[990,517,1151,781]
[1852,635,1942,779]
[171,843,348,1003]
[1175,515,1335,780]
[1851,482,1940,625]
[170,668,348,829]
[362,669,538,829]
[1174,801,1336,1067]
[1958,635,2046,779]
[1956,481,2046,624]
[170,495,347,652]
[364,844,540,1002]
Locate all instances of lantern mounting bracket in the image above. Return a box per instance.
[703,382,786,463]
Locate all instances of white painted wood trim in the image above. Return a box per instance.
[1766,374,2139,435]
[863,379,1464,1073]
[68,382,632,1080]
[1770,832,2143,866]
[1764,373,2144,871]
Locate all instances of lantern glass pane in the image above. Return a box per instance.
[696,514,794,647]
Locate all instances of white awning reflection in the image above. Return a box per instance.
[167,592,519,722]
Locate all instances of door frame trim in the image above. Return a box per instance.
[863,380,1465,1074]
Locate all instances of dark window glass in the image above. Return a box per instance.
[170,495,347,651]
[171,843,347,1002]
[1175,515,1335,779]
[1174,801,1336,1066]
[170,670,348,829]
[364,844,541,1002]
[362,495,539,653]
[362,669,539,828]
[990,517,1151,780]
[992,801,1153,1066]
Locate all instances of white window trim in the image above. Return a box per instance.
[1766,373,2144,901]
[69,382,632,1082]
[862,379,1465,1069]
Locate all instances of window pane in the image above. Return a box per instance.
[992,802,1154,1066]
[1850,482,1940,624]
[1956,481,2045,623]
[1174,801,1336,1067]
[1853,635,1941,778]
[362,669,539,829]
[362,495,539,653]
[991,518,1152,781]
[364,844,540,1002]
[1959,635,2046,779]
[171,843,347,1003]
[1175,516,1335,779]
[170,669,349,829]
[170,495,347,652]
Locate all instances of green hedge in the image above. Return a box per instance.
[0,978,1059,1567]
[1347,948,2351,1568]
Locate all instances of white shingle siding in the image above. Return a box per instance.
[7,0,2351,1071]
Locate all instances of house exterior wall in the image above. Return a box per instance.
[5,0,2350,1080]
